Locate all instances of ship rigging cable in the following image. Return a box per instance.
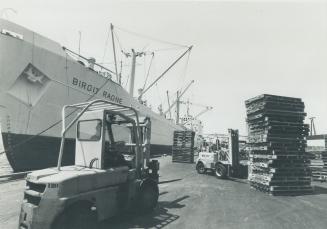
[139,46,193,99]
[114,25,188,48]
[178,49,191,89]
[101,24,111,64]
[113,25,189,94]
[142,52,155,92]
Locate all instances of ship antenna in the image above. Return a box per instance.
[78,30,82,57]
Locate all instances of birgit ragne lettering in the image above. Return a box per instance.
[72,77,123,104]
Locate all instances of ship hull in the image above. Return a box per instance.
[0,19,180,172]
[1,132,172,172]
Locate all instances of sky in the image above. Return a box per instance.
[1,0,327,135]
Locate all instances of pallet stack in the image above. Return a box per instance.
[172,131,195,163]
[245,94,312,195]
[322,151,327,180]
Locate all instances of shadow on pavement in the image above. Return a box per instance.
[159,178,183,185]
[224,177,248,184]
[159,191,169,196]
[159,195,189,209]
[205,171,249,184]
[99,195,189,229]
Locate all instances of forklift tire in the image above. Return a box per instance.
[52,202,97,229]
[215,164,227,179]
[196,162,206,174]
[138,180,159,213]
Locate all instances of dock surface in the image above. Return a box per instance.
[1,156,327,229]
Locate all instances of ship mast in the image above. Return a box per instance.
[126,49,144,96]
[166,90,172,119]
[110,23,120,83]
[163,80,194,116]
[176,90,180,125]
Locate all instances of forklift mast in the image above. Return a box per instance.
[227,129,239,176]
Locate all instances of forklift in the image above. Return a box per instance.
[196,129,240,178]
[18,100,160,229]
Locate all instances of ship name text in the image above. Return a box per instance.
[72,77,123,104]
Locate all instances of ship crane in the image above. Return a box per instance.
[138,46,193,100]
[193,106,213,120]
[163,80,194,117]
[179,101,213,125]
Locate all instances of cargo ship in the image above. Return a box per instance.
[0,19,190,172]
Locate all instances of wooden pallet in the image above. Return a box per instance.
[250,154,307,160]
[245,94,303,106]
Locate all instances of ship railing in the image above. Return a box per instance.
[62,46,119,84]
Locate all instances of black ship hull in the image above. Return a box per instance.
[2,132,172,172]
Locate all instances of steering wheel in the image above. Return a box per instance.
[89,158,99,168]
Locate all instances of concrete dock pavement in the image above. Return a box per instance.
[0,179,24,228]
[1,155,327,229]
[101,156,327,229]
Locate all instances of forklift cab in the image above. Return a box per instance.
[75,110,138,170]
[56,99,155,176]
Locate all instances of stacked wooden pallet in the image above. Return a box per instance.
[322,151,327,179]
[172,131,195,163]
[246,94,312,195]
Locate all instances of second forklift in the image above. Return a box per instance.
[196,129,240,178]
